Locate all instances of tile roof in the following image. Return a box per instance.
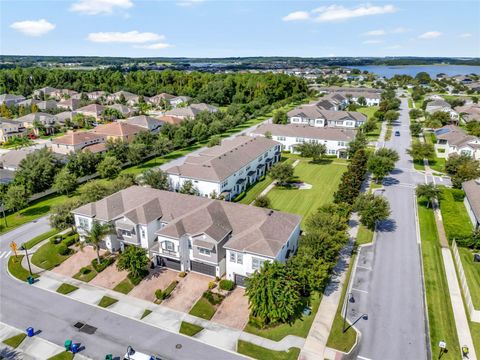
[52,131,104,146]
[157,115,184,125]
[76,104,105,115]
[435,125,479,148]
[92,122,144,137]
[82,142,107,154]
[166,136,279,182]
[124,115,164,129]
[164,103,218,118]
[252,123,356,142]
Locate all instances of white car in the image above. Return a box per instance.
[123,347,162,360]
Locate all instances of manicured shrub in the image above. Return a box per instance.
[57,244,69,256]
[219,279,235,291]
[178,271,187,278]
[203,290,225,305]
[62,236,76,247]
[160,280,178,300]
[208,281,217,290]
[80,267,91,275]
[155,289,163,300]
[91,256,115,273]
[128,269,149,285]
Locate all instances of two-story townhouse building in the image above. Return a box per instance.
[316,87,382,106]
[15,112,57,135]
[71,186,301,282]
[0,94,26,107]
[166,136,281,200]
[0,118,26,143]
[287,106,366,128]
[426,99,459,121]
[309,93,349,111]
[164,103,218,120]
[49,131,106,154]
[251,123,356,158]
[434,125,480,160]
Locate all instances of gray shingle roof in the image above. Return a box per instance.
[287,106,366,122]
[252,123,356,141]
[463,179,480,222]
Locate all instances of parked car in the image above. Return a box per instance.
[123,346,162,360]
[395,131,400,136]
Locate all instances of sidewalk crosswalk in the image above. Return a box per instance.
[0,251,11,260]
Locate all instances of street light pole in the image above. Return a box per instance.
[343,292,353,333]
[1,202,7,228]
[23,247,33,276]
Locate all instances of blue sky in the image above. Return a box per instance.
[1,0,479,58]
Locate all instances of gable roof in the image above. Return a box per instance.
[52,131,104,146]
[287,106,366,122]
[76,104,105,115]
[92,122,144,137]
[435,125,479,147]
[252,123,356,142]
[463,179,480,222]
[164,103,218,118]
[124,115,164,129]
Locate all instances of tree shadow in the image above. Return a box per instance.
[377,218,397,232]
[20,205,50,217]
[383,177,400,186]
[390,168,403,175]
[0,347,23,359]
[309,158,333,165]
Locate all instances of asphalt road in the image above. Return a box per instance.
[0,224,244,359]
[345,96,430,360]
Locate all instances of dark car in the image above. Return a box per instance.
[395,131,400,136]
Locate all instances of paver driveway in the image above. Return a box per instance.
[162,272,210,313]
[211,287,249,329]
[89,260,128,289]
[130,268,179,302]
[52,247,102,277]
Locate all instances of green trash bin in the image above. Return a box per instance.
[64,339,72,351]
[105,355,113,360]
[27,276,34,285]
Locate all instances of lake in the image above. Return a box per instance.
[346,65,480,78]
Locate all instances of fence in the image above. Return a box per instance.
[451,240,480,322]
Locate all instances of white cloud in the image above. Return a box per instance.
[392,27,408,33]
[87,31,164,43]
[363,29,385,36]
[418,31,442,39]
[313,4,397,22]
[282,11,310,21]
[135,42,171,50]
[70,0,133,15]
[177,0,204,7]
[459,33,472,38]
[10,19,55,36]
[363,39,384,44]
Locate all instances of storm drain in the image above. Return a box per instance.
[73,322,97,335]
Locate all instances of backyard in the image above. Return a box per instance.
[439,188,473,243]
[458,247,480,310]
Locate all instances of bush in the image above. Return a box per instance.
[451,189,465,202]
[50,236,62,245]
[155,289,163,300]
[219,279,235,291]
[179,271,187,278]
[127,269,149,285]
[160,280,178,300]
[203,290,225,305]
[62,235,78,247]
[208,281,217,290]
[57,244,69,256]
[80,267,91,275]
[91,256,115,273]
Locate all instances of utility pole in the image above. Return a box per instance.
[343,292,353,333]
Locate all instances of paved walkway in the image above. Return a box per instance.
[299,214,359,360]
[0,322,90,360]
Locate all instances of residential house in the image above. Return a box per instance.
[75,104,105,120]
[91,122,144,143]
[123,115,164,132]
[0,94,26,106]
[316,87,382,106]
[455,104,480,123]
[106,104,136,118]
[164,103,218,120]
[107,91,144,106]
[15,112,57,135]
[166,136,281,200]
[0,147,37,171]
[71,186,301,282]
[169,96,191,108]
[426,99,459,120]
[434,125,480,160]
[310,93,349,111]
[37,100,58,111]
[54,111,74,126]
[149,93,175,106]
[0,118,26,143]
[33,87,59,99]
[50,131,106,155]
[462,179,480,229]
[287,106,366,128]
[57,98,81,111]
[16,99,40,108]
[157,115,184,126]
[251,123,355,158]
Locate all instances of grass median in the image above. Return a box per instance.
[237,340,300,360]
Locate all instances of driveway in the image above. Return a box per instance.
[89,260,128,289]
[52,246,101,277]
[162,272,211,313]
[211,287,249,330]
[129,268,179,302]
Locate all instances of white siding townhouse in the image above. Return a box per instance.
[72,186,301,283]
[434,125,480,160]
[287,106,366,129]
[166,136,281,200]
[0,118,26,143]
[316,87,382,106]
[426,99,459,121]
[251,123,355,158]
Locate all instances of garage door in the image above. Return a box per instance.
[191,261,216,276]
[234,274,247,287]
[157,256,181,271]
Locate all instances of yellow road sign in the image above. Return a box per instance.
[10,241,17,257]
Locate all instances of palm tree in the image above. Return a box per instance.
[416,183,442,208]
[84,221,113,264]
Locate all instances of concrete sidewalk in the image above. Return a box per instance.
[0,322,90,360]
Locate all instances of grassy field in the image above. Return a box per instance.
[267,160,346,224]
[408,99,413,108]
[385,125,393,141]
[113,278,135,294]
[31,242,73,270]
[8,255,38,281]
[468,318,480,359]
[2,333,27,348]
[237,340,300,360]
[23,229,60,250]
[73,265,97,282]
[179,321,204,336]
[244,292,321,341]
[326,254,357,353]
[356,225,374,246]
[56,283,78,295]
[417,198,460,359]
[357,107,381,141]
[458,247,480,310]
[439,188,473,243]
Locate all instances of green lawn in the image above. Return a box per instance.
[31,242,73,270]
[23,229,60,250]
[72,265,97,282]
[468,319,480,359]
[2,333,27,348]
[439,188,473,243]
[0,194,68,235]
[428,157,446,173]
[179,321,204,336]
[113,278,135,294]
[417,198,460,360]
[408,99,413,108]
[458,247,480,310]
[237,340,300,360]
[385,125,393,141]
[267,160,346,224]
[141,309,152,319]
[326,255,357,353]
[357,106,379,120]
[189,297,217,320]
[98,296,118,308]
[8,255,38,281]
[356,225,374,246]
[47,351,74,360]
[56,283,78,295]
[244,292,321,341]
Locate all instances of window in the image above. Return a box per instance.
[237,253,243,265]
[230,252,236,262]
[295,138,305,143]
[230,251,243,264]
[78,217,89,229]
[199,247,211,255]
[252,257,266,270]
[162,241,175,252]
[276,136,286,141]
[338,141,346,146]
[141,228,146,238]
[121,229,131,237]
